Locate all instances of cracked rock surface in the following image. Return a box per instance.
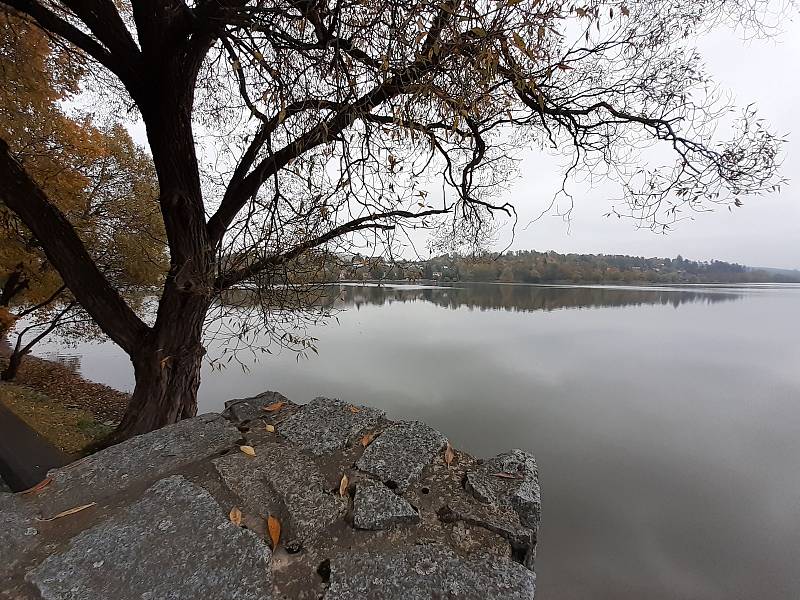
[355,420,448,491]
[1,392,540,600]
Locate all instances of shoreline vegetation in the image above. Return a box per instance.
[0,350,128,456]
[336,252,800,285]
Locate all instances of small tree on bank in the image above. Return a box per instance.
[0,13,165,381]
[0,0,784,441]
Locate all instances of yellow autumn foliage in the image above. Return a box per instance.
[0,14,166,313]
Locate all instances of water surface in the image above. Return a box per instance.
[35,283,800,599]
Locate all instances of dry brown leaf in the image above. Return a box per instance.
[37,502,96,522]
[338,473,349,497]
[262,401,285,412]
[360,431,376,447]
[347,405,360,413]
[18,477,53,495]
[444,442,455,467]
[229,506,242,527]
[491,472,523,480]
[265,424,275,433]
[240,445,256,457]
[63,456,90,471]
[267,514,281,549]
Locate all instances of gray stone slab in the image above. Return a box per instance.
[438,501,535,568]
[214,440,345,549]
[32,414,240,517]
[27,476,271,600]
[224,391,291,423]
[325,544,536,600]
[352,480,419,530]
[355,421,447,491]
[465,449,541,531]
[280,397,384,455]
[0,475,9,492]
[0,493,39,572]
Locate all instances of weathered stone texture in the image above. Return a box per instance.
[0,493,39,572]
[27,476,271,600]
[355,420,447,491]
[280,397,384,455]
[352,480,419,530]
[3,393,540,600]
[214,440,345,549]
[465,449,541,531]
[324,544,536,600]
[32,414,240,517]
[224,391,291,423]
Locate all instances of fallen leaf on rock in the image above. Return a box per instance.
[444,442,455,467]
[265,423,275,433]
[240,445,256,456]
[339,473,349,497]
[37,502,96,522]
[63,456,90,470]
[229,506,243,526]
[267,514,281,548]
[18,477,53,495]
[360,431,376,447]
[347,405,360,413]
[491,472,523,480]
[262,401,285,412]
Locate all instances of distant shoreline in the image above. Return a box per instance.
[334,279,800,288]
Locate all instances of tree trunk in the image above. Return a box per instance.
[109,286,210,442]
[1,350,23,381]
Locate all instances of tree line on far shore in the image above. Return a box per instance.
[345,251,800,284]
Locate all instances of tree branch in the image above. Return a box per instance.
[2,0,140,83]
[0,138,150,354]
[17,300,77,357]
[208,60,441,245]
[215,208,450,289]
[16,285,67,319]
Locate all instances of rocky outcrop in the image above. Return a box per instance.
[0,392,541,600]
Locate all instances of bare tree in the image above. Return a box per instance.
[0,0,784,441]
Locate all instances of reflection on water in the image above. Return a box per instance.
[31,283,800,600]
[335,282,743,313]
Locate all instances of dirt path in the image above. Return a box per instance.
[0,347,130,475]
[0,400,69,491]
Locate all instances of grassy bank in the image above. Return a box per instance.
[0,354,128,456]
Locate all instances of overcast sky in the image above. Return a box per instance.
[499,20,800,270]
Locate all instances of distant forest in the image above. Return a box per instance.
[341,251,800,284]
[424,252,800,284]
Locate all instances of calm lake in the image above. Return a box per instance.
[34,282,800,599]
